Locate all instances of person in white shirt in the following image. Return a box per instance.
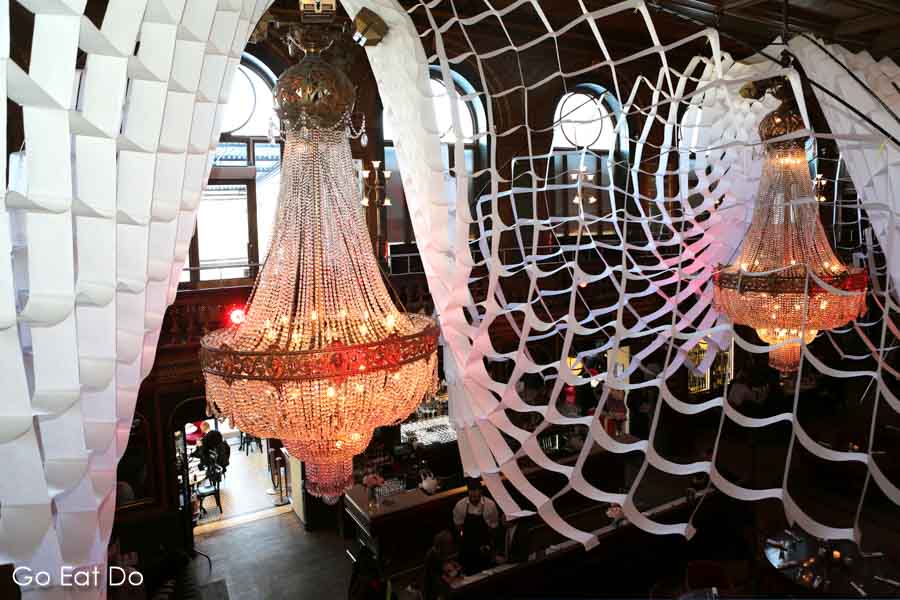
[453,478,499,574]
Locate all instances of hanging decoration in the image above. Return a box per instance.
[713,81,868,372]
[200,24,438,500]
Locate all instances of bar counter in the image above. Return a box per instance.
[342,436,644,577]
[344,480,468,575]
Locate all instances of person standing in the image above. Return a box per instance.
[453,478,499,575]
[422,530,460,600]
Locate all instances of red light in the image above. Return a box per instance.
[229,308,246,325]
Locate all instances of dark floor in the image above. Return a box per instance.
[190,511,351,600]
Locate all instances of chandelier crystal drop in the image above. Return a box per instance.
[713,88,867,373]
[200,40,438,500]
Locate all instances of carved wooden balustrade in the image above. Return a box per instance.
[160,274,435,349]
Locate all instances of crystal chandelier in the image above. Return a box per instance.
[713,82,867,373]
[200,26,439,500]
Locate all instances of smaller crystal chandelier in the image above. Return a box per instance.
[713,80,867,373]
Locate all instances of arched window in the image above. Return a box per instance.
[219,64,280,137]
[381,70,485,256]
[182,55,282,286]
[383,77,478,144]
[543,86,625,237]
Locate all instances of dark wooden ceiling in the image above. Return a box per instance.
[268,0,900,64]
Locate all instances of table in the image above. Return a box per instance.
[764,528,900,596]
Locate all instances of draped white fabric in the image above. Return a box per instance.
[342,0,899,548]
[1,0,273,596]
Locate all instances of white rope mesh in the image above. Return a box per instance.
[343,0,899,547]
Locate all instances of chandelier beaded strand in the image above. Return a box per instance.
[200,28,438,500]
[713,82,867,373]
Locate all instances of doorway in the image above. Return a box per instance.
[173,402,291,531]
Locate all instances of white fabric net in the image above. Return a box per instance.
[341,0,900,548]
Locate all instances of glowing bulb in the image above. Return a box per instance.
[588,196,597,204]
[385,314,397,329]
[350,432,362,442]
[741,263,749,271]
[229,308,246,325]
[371,160,382,169]
[326,386,336,398]
[360,325,369,335]
[361,169,370,179]
[383,197,393,207]
[355,384,364,393]
[573,195,582,204]
[310,310,318,321]
[579,281,588,288]
[392,373,400,381]
[340,309,348,319]
[335,440,344,449]
[384,170,393,179]
[361,198,369,207]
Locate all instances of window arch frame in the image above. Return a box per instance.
[544,83,628,239]
[551,83,627,153]
[381,67,487,250]
[181,53,283,288]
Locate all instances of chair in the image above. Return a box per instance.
[197,463,223,517]
[239,432,262,455]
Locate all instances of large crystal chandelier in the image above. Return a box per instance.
[200,26,438,500]
[713,82,867,373]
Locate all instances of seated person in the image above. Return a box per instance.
[423,530,461,600]
[191,422,225,470]
[453,478,499,575]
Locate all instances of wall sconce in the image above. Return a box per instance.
[360,160,393,208]
[814,173,826,203]
[570,163,597,205]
